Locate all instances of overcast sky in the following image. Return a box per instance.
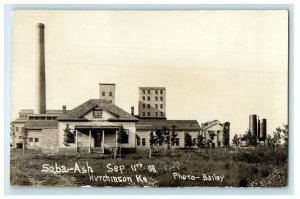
[11,10,288,137]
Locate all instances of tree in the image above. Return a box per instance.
[244,129,257,146]
[281,124,288,148]
[20,127,28,155]
[63,124,74,157]
[170,124,177,155]
[154,128,164,149]
[207,131,216,148]
[197,134,206,150]
[149,131,155,158]
[162,126,170,149]
[232,134,239,151]
[10,123,16,147]
[149,131,155,149]
[267,127,282,151]
[184,132,193,148]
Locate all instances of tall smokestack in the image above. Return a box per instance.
[36,23,46,114]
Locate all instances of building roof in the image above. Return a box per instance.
[136,119,200,131]
[99,83,115,85]
[12,118,28,123]
[139,87,166,90]
[201,120,224,131]
[12,109,70,123]
[25,120,58,130]
[57,99,139,121]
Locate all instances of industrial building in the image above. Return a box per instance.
[11,23,229,153]
[249,114,267,143]
[138,87,166,118]
[200,120,230,147]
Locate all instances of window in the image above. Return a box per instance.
[155,90,158,94]
[35,138,39,142]
[120,129,129,144]
[148,90,150,94]
[47,117,51,120]
[29,138,33,142]
[143,112,145,116]
[21,127,24,132]
[142,90,145,94]
[147,96,150,101]
[160,104,163,109]
[143,104,146,109]
[147,104,150,109]
[148,112,150,116]
[16,127,19,132]
[142,96,145,101]
[93,109,102,118]
[137,137,140,146]
[175,138,180,146]
[160,97,163,101]
[29,116,34,120]
[41,117,45,120]
[142,138,146,146]
[155,112,158,116]
[160,90,163,94]
[155,104,158,108]
[109,92,113,96]
[102,91,105,96]
[155,97,158,101]
[160,112,163,116]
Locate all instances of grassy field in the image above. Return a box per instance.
[10,147,288,187]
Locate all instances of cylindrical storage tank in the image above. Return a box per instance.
[249,114,258,137]
[36,23,46,114]
[260,119,267,139]
[257,119,261,138]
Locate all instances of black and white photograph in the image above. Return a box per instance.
[9,10,288,188]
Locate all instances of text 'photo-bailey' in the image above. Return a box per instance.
[10,10,288,188]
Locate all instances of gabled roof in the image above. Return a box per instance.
[137,119,200,131]
[201,120,223,131]
[57,99,139,122]
[25,120,58,130]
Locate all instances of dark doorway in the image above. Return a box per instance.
[95,132,102,147]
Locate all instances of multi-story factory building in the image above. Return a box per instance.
[138,87,166,118]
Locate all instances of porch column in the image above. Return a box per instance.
[75,129,78,151]
[89,129,91,154]
[102,130,105,153]
[115,130,118,148]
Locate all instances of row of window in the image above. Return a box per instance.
[142,112,164,117]
[142,96,163,101]
[142,90,164,95]
[29,137,39,143]
[101,91,113,97]
[15,127,24,132]
[28,116,57,120]
[137,138,180,146]
[142,104,163,109]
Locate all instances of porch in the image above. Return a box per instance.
[74,125,120,154]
